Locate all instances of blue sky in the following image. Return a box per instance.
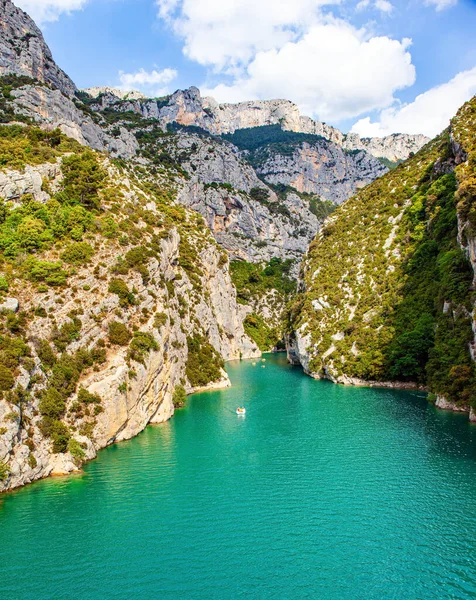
[15,0,476,136]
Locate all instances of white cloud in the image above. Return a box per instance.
[424,0,457,10]
[14,0,89,24]
[351,66,476,137]
[203,21,415,122]
[375,0,393,12]
[357,0,393,13]
[155,0,338,72]
[118,67,178,97]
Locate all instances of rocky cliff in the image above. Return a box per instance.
[86,86,428,162]
[0,131,260,492]
[288,96,476,421]
[0,0,76,97]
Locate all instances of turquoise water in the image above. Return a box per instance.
[2,354,476,599]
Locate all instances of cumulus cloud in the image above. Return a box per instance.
[14,0,89,24]
[155,0,338,72]
[203,21,415,122]
[424,0,458,10]
[118,67,178,96]
[351,66,476,138]
[157,0,414,121]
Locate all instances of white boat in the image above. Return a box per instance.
[236,407,246,415]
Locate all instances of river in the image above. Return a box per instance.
[1,354,476,599]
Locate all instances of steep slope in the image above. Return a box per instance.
[222,125,387,204]
[288,96,476,419]
[0,0,76,97]
[0,125,259,493]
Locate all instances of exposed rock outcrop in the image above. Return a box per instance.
[0,0,76,97]
[0,155,260,493]
[86,86,428,162]
[253,140,387,204]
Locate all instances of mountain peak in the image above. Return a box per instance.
[0,0,76,97]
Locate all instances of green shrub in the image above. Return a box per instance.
[68,438,85,462]
[0,276,8,292]
[49,421,71,453]
[37,339,56,369]
[0,460,10,482]
[109,278,135,306]
[52,317,82,351]
[154,312,167,329]
[108,321,132,345]
[127,331,158,364]
[244,313,280,351]
[59,151,106,209]
[172,384,187,408]
[61,242,95,265]
[39,387,66,419]
[186,335,224,387]
[0,364,14,390]
[23,258,68,287]
[77,387,101,405]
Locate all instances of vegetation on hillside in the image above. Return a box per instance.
[231,258,295,350]
[291,96,476,408]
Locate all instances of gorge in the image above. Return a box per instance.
[0,0,475,506]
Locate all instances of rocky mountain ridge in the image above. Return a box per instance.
[86,85,429,162]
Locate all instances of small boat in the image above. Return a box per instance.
[236,407,246,415]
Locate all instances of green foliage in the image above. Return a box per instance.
[59,151,106,209]
[109,278,135,306]
[127,331,158,364]
[154,312,167,329]
[0,364,14,390]
[222,125,325,153]
[51,317,82,351]
[378,157,403,170]
[186,335,224,387]
[0,276,8,292]
[0,460,10,482]
[230,257,295,304]
[0,192,94,258]
[0,333,30,371]
[0,125,82,169]
[68,438,85,462]
[77,387,101,405]
[61,242,95,265]
[244,313,280,351]
[108,321,132,346]
[37,339,56,369]
[172,384,187,408]
[23,258,68,286]
[294,101,476,406]
[39,387,66,420]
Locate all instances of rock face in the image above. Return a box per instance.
[0,156,260,493]
[288,95,476,421]
[10,85,139,157]
[165,133,320,263]
[88,86,428,162]
[83,87,146,101]
[253,140,387,204]
[0,0,76,97]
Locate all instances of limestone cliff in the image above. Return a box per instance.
[0,135,259,493]
[85,86,428,162]
[0,0,76,97]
